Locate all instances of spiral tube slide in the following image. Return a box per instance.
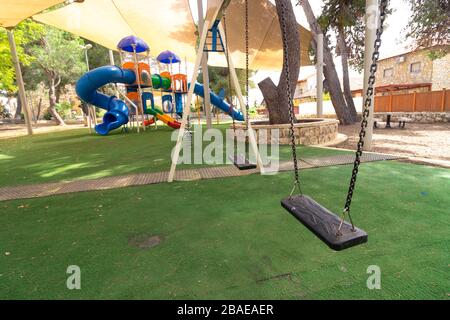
[191,82,244,121]
[76,66,136,135]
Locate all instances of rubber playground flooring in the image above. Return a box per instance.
[0,161,448,299]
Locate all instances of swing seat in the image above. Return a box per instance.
[229,154,257,170]
[281,195,368,251]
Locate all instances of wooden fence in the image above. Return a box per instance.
[374,89,449,113]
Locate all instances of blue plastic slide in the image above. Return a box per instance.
[76,66,136,135]
[191,82,244,121]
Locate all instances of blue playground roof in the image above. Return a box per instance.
[157,50,181,64]
[117,35,149,53]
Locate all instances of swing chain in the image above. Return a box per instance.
[222,14,237,135]
[340,0,388,233]
[280,1,301,195]
[245,0,250,131]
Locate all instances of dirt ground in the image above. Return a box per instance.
[0,122,85,139]
[335,123,450,161]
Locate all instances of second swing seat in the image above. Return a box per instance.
[229,154,257,170]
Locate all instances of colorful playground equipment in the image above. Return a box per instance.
[76,35,244,135]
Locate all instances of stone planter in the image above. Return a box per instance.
[233,118,339,145]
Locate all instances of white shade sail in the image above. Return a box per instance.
[0,0,65,27]
[207,0,313,69]
[34,0,198,60]
[33,0,312,71]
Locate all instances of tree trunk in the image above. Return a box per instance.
[300,0,355,125]
[258,0,300,124]
[36,97,42,123]
[14,94,22,122]
[48,77,66,126]
[55,88,61,104]
[337,27,357,122]
[28,94,36,122]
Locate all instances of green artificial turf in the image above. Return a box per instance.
[0,125,350,187]
[0,161,448,299]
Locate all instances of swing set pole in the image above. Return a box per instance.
[197,0,213,129]
[362,0,378,151]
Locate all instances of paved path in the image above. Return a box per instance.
[0,153,401,202]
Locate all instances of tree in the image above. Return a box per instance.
[318,0,368,122]
[405,0,449,55]
[197,66,255,98]
[0,20,45,119]
[0,21,44,92]
[83,39,121,69]
[258,0,300,124]
[25,26,85,125]
[299,0,355,124]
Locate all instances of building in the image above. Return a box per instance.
[295,71,363,103]
[373,45,450,95]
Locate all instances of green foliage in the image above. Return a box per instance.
[0,20,45,92]
[83,39,120,70]
[318,0,392,72]
[318,0,367,72]
[427,47,449,60]
[197,66,255,98]
[248,106,258,117]
[405,0,450,50]
[26,26,85,89]
[42,110,53,120]
[55,101,72,119]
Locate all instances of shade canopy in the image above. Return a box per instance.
[207,0,313,69]
[33,0,313,70]
[34,0,198,60]
[157,50,182,64]
[0,0,64,27]
[117,35,149,53]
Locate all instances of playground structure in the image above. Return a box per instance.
[76,35,245,136]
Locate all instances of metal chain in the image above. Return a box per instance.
[339,0,388,233]
[279,1,302,195]
[245,0,250,131]
[223,14,237,135]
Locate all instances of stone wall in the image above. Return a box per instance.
[374,112,450,123]
[234,119,339,145]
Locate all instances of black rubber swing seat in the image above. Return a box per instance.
[281,195,368,251]
[229,154,257,170]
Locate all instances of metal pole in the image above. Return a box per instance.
[108,49,115,65]
[316,33,324,117]
[132,45,144,132]
[84,49,90,71]
[362,0,378,151]
[7,29,33,135]
[82,45,97,128]
[197,0,213,129]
